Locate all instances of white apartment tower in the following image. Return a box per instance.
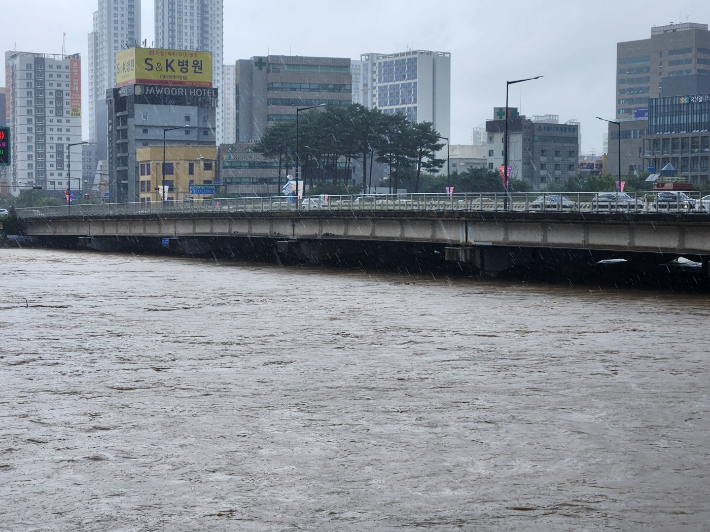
[4,51,83,196]
[222,64,236,144]
[355,50,451,141]
[88,0,141,163]
[155,0,224,143]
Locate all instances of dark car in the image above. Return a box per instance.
[654,191,697,210]
[591,192,644,211]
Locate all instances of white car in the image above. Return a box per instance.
[0,208,9,216]
[701,195,710,212]
[301,197,328,210]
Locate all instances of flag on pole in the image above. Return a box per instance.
[498,166,512,188]
[615,181,626,192]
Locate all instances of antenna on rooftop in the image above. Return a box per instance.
[62,32,66,58]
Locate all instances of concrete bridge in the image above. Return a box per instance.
[16,194,710,276]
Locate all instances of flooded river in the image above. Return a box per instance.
[1,249,709,530]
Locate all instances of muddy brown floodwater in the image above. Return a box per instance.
[1,249,709,531]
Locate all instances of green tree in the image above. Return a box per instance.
[374,113,417,193]
[348,105,387,194]
[253,121,296,194]
[409,121,445,193]
[452,167,507,193]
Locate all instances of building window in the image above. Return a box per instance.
[188,162,194,175]
[555,151,561,157]
[142,128,148,134]
[203,162,212,171]
[184,115,191,122]
[540,163,547,170]
[488,150,493,156]
[540,150,546,156]
[163,163,174,175]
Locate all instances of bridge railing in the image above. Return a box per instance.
[14,191,710,218]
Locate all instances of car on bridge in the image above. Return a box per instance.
[0,208,9,217]
[700,195,710,212]
[590,192,644,212]
[653,191,697,211]
[301,197,328,210]
[529,195,578,211]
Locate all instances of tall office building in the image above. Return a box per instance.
[88,0,141,164]
[355,50,451,141]
[616,22,710,120]
[235,55,351,143]
[610,22,710,175]
[486,109,579,191]
[222,64,236,144]
[107,47,217,203]
[5,51,83,196]
[155,0,224,143]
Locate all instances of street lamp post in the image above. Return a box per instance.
[67,141,90,214]
[440,136,451,192]
[162,126,188,204]
[504,76,542,208]
[296,104,326,207]
[597,117,621,189]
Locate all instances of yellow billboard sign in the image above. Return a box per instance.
[115,48,212,88]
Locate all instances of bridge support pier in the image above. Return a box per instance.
[703,256,710,278]
[446,245,534,276]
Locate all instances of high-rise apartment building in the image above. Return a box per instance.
[355,50,450,141]
[0,88,6,126]
[222,64,236,144]
[155,0,224,143]
[88,0,141,164]
[350,60,364,105]
[4,51,82,196]
[609,22,710,176]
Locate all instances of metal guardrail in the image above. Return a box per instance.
[13,191,710,219]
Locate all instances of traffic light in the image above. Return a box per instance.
[0,127,10,166]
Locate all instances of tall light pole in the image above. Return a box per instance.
[162,126,188,204]
[296,104,326,206]
[440,136,450,192]
[504,76,542,207]
[597,117,621,190]
[66,141,90,214]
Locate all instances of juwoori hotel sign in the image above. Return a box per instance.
[115,48,212,88]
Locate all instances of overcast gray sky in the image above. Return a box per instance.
[3,0,709,153]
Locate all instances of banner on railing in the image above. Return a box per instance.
[445,187,454,199]
[615,181,626,192]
